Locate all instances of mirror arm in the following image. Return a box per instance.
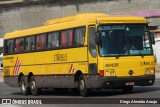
[149,32,155,45]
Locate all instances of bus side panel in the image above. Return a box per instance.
[46,64,60,87]
[59,64,70,88]
[69,62,88,88]
[4,76,19,87]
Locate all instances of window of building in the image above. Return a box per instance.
[36,34,47,50]
[25,36,35,51]
[61,29,73,47]
[48,32,59,49]
[74,27,85,46]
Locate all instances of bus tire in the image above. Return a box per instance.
[79,74,89,97]
[30,76,41,96]
[20,76,30,95]
[71,88,79,93]
[122,86,133,93]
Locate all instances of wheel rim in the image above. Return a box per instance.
[21,81,26,92]
[80,80,85,91]
[31,80,36,91]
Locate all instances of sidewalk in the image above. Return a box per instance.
[0,71,2,76]
[155,72,160,78]
[0,71,3,82]
[155,64,160,78]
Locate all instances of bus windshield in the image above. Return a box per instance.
[98,24,152,57]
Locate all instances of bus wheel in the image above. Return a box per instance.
[79,74,89,97]
[30,76,41,96]
[20,76,30,95]
[122,86,133,93]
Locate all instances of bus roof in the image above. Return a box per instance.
[45,13,108,25]
[4,13,146,39]
[46,13,146,25]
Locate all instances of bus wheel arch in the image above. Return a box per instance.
[18,73,24,86]
[74,70,82,88]
[27,72,41,96]
[20,75,30,95]
[79,74,89,97]
[28,72,34,84]
[30,76,41,96]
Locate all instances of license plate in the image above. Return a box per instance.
[126,82,135,86]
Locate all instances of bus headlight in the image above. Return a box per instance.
[105,71,109,76]
[145,69,150,74]
[150,69,154,74]
[145,68,154,74]
[105,70,115,76]
[110,70,115,76]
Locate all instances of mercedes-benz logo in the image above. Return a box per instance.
[128,70,133,75]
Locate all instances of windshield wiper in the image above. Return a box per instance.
[128,41,144,57]
[133,48,144,57]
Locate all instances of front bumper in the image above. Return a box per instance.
[99,75,155,88]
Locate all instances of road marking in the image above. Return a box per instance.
[3,92,12,95]
[0,104,22,107]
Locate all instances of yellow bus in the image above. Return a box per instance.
[3,13,155,97]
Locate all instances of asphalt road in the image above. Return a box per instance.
[0,78,159,98]
[0,78,159,107]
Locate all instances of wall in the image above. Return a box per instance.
[1,0,160,38]
[153,39,160,63]
[0,0,160,63]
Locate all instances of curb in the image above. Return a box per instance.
[0,77,3,82]
[155,72,160,78]
[0,71,2,77]
[0,72,2,76]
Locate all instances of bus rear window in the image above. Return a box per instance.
[5,39,15,54]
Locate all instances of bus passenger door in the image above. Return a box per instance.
[88,26,99,88]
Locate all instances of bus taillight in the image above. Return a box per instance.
[99,70,104,77]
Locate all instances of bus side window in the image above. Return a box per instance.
[15,38,24,53]
[74,27,85,46]
[5,39,15,54]
[26,36,35,51]
[61,31,66,47]
[89,27,96,58]
[61,29,73,47]
[20,39,24,52]
[68,29,73,46]
[36,36,40,50]
[36,34,47,50]
[15,39,20,52]
[48,32,59,49]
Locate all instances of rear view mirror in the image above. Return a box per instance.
[149,32,155,44]
[95,33,102,47]
[95,33,100,45]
